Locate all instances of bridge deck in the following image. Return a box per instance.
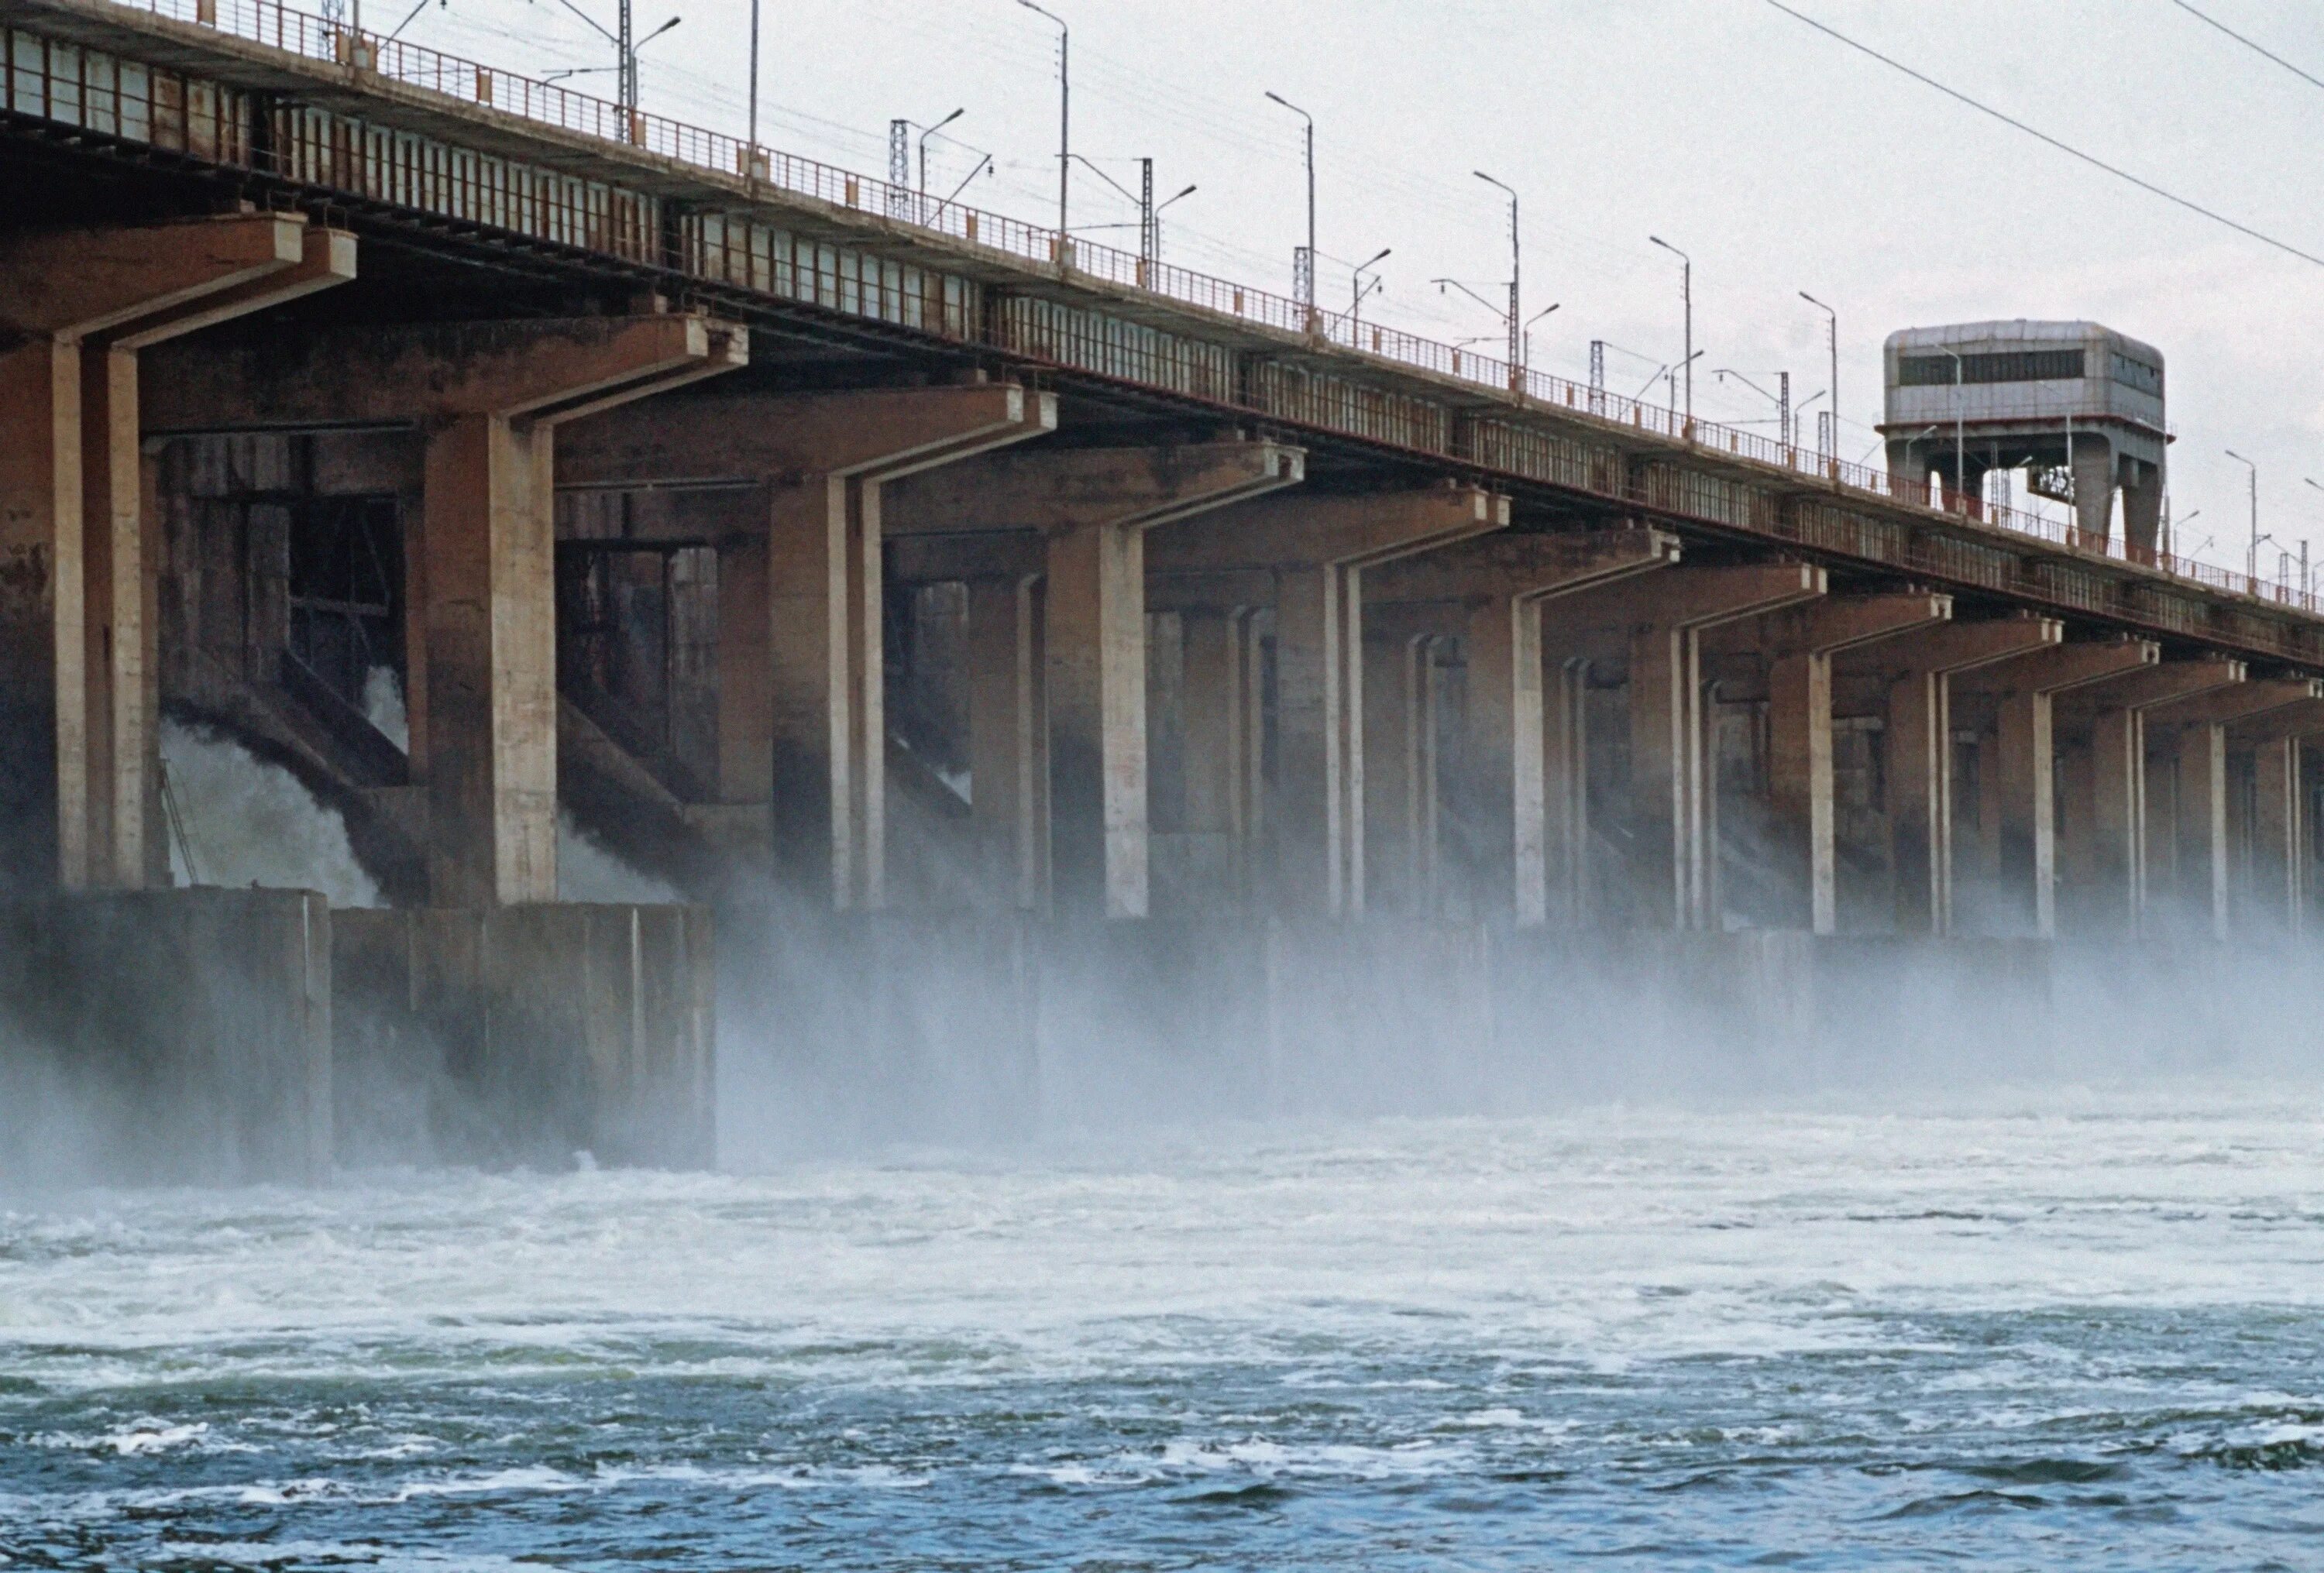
[5,0,2318,665]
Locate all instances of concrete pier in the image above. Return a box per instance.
[0,888,332,1183]
[888,440,1303,916]
[335,902,715,1169]
[0,215,354,895]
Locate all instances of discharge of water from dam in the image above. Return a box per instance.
[7,716,2324,1568]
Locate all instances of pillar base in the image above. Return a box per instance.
[0,888,332,1184]
[333,902,715,1169]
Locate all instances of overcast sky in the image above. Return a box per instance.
[384,0,2324,575]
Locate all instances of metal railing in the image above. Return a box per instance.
[90,0,2322,619]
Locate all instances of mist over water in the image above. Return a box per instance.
[7,705,2324,1564]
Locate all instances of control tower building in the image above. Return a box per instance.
[1881,321,2167,553]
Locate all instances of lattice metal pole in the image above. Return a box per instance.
[1140,156,1156,269]
[617,0,634,112]
[1589,339,1605,417]
[889,119,911,219]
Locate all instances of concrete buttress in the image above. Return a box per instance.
[2051,660,2245,938]
[146,314,751,905]
[885,441,1304,917]
[2141,678,2323,939]
[1961,637,2157,938]
[1146,486,1507,919]
[1543,565,1825,930]
[1708,594,1952,933]
[1839,616,2061,935]
[1367,528,1684,926]
[2231,698,2324,936]
[0,214,355,894]
[555,384,1056,905]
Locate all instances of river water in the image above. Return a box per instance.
[5,1086,2324,1568]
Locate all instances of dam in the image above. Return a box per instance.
[5,0,2322,1176]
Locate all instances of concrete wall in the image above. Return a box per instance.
[335,902,715,1170]
[0,888,332,1184]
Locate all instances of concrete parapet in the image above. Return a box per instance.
[334,902,713,1169]
[0,888,332,1183]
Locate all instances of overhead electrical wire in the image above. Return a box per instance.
[2169,0,2324,96]
[1762,0,2324,270]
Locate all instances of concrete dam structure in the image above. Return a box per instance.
[6,0,2324,1176]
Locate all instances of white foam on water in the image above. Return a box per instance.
[5,1090,2324,1399]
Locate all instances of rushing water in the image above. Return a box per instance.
[5,1088,2324,1568]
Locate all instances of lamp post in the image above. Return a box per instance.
[2302,477,2324,596]
[2171,507,2199,563]
[1477,171,1520,385]
[1936,346,1966,513]
[1265,91,1315,313]
[542,0,675,111]
[1151,177,1195,266]
[1017,0,1068,246]
[2228,448,2259,582]
[1351,246,1391,322]
[1065,153,1190,270]
[916,107,964,201]
[1648,235,1691,428]
[1521,302,1559,386]
[747,0,758,170]
[1800,291,1837,461]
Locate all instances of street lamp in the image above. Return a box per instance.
[2302,477,2324,594]
[1800,291,1838,461]
[1935,346,1966,513]
[1890,423,1941,495]
[541,2,677,111]
[1351,246,1391,321]
[1264,91,1316,311]
[1521,302,1559,382]
[1792,387,1827,455]
[2169,506,2199,560]
[2227,448,2260,582]
[1152,179,1196,266]
[916,107,964,199]
[1477,171,1520,383]
[1017,0,1068,245]
[1064,154,1189,270]
[1642,349,1704,409]
[1648,235,1691,428]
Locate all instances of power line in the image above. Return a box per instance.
[1762,0,2324,270]
[2171,0,2324,96]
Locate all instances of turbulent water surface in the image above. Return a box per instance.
[5,1090,2324,1569]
